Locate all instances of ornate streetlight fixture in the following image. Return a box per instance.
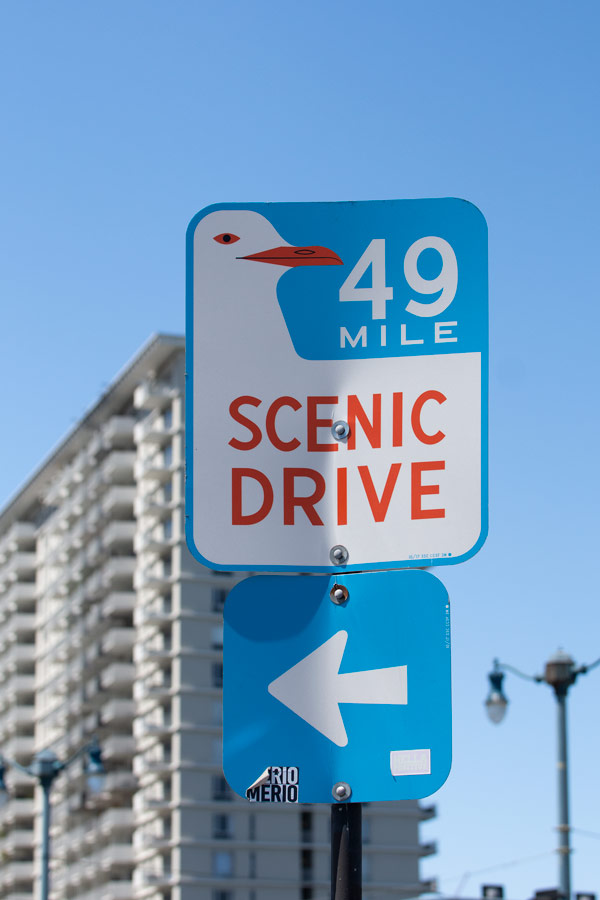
[485,652,600,900]
[0,737,106,900]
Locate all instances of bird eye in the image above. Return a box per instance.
[213,233,240,245]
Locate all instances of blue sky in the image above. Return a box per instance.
[1,1,600,895]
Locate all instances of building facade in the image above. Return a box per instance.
[0,334,436,900]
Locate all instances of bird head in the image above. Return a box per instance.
[192,209,342,283]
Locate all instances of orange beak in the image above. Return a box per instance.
[240,245,343,268]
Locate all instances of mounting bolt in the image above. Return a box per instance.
[330,584,349,605]
[331,420,350,441]
[330,545,349,566]
[332,782,352,801]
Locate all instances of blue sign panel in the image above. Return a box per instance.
[186,198,488,573]
[223,569,451,804]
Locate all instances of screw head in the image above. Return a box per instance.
[332,781,352,801]
[331,420,350,441]
[330,545,349,566]
[330,584,349,605]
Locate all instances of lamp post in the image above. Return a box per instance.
[485,651,600,900]
[0,737,106,900]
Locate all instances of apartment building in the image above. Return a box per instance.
[0,333,436,900]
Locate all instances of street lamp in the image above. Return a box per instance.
[485,651,600,900]
[0,737,106,900]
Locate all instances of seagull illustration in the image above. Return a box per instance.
[190,208,482,570]
[192,209,342,371]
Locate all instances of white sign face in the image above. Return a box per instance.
[186,199,488,572]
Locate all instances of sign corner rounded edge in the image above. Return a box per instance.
[448,196,488,232]
[183,519,236,574]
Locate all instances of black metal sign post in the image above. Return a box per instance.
[331,803,362,900]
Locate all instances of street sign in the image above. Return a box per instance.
[186,198,488,572]
[223,569,452,804]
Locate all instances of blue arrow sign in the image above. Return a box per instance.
[223,569,451,804]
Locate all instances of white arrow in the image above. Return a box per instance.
[267,630,407,747]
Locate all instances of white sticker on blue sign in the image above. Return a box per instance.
[186,198,488,572]
[390,749,431,776]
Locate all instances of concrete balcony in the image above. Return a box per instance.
[6,613,36,639]
[1,766,36,796]
[103,770,138,796]
[103,591,136,617]
[134,410,179,446]
[102,521,136,551]
[139,644,175,665]
[3,643,35,670]
[3,581,36,610]
[101,882,136,900]
[144,796,174,814]
[136,604,174,627]
[101,415,136,448]
[141,719,174,739]
[2,704,34,733]
[101,556,136,590]
[97,807,135,834]
[134,454,175,482]
[102,734,136,761]
[2,735,35,759]
[4,674,35,696]
[138,869,176,889]
[134,563,173,593]
[134,756,173,778]
[100,662,136,689]
[101,698,136,724]
[101,627,135,655]
[0,797,34,827]
[133,528,173,554]
[3,552,36,580]
[98,843,136,869]
[0,860,33,887]
[101,485,136,517]
[134,380,177,411]
[101,453,136,487]
[2,522,35,551]
[133,491,176,519]
[2,829,34,853]
[74,882,135,900]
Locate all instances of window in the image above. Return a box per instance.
[211,625,224,649]
[212,851,233,878]
[212,699,223,725]
[212,813,232,839]
[163,443,173,466]
[163,518,172,540]
[212,588,227,612]
[301,890,313,900]
[249,851,256,879]
[301,811,313,843]
[301,849,313,881]
[211,775,232,801]
[163,407,173,429]
[212,738,223,764]
[212,892,232,900]
[212,662,223,687]
[362,816,370,843]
